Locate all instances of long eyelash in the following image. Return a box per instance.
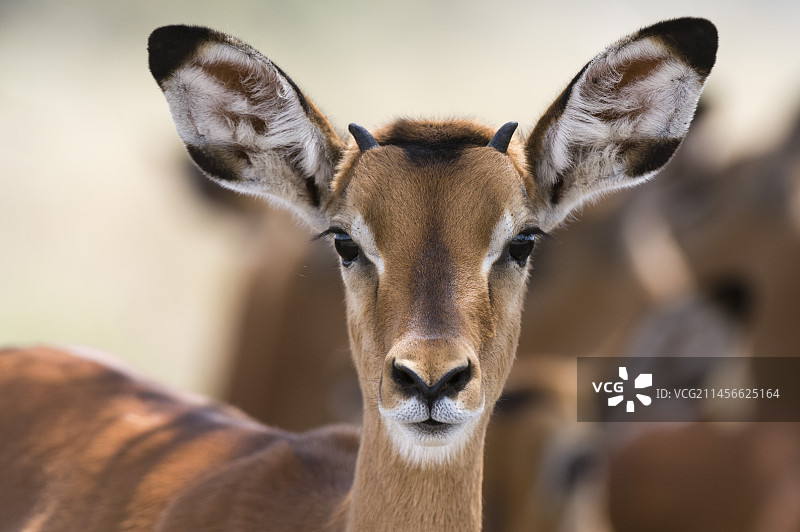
[313,226,347,241]
[519,227,551,239]
[536,229,552,240]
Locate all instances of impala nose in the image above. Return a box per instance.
[391,359,472,405]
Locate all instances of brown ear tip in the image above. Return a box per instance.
[640,17,718,76]
[148,25,217,84]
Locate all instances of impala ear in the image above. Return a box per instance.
[526,18,718,230]
[148,25,344,231]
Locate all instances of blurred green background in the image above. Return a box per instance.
[1,0,799,396]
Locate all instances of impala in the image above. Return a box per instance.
[0,18,716,531]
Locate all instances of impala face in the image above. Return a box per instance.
[148,19,717,467]
[323,124,538,460]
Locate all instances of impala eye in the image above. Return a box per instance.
[508,232,537,266]
[333,232,360,266]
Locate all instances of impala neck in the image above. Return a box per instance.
[343,409,487,531]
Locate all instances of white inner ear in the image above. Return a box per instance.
[160,41,333,229]
[535,36,705,231]
[543,38,703,190]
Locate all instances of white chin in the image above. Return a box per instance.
[383,417,478,465]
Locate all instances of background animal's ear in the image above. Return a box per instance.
[526,18,718,230]
[148,25,344,231]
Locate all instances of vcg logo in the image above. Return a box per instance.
[592,366,653,412]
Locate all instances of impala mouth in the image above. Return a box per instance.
[403,417,463,441]
[378,394,486,463]
[382,415,482,465]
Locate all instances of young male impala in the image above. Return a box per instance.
[0,18,716,531]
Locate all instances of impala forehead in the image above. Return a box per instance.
[331,146,533,262]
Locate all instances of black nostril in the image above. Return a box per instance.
[391,359,472,404]
[391,361,420,396]
[442,361,471,396]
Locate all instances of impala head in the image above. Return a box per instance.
[327,120,535,462]
[149,19,717,465]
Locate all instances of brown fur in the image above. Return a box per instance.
[0,347,358,531]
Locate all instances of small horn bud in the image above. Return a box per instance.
[348,123,379,152]
[487,121,518,153]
